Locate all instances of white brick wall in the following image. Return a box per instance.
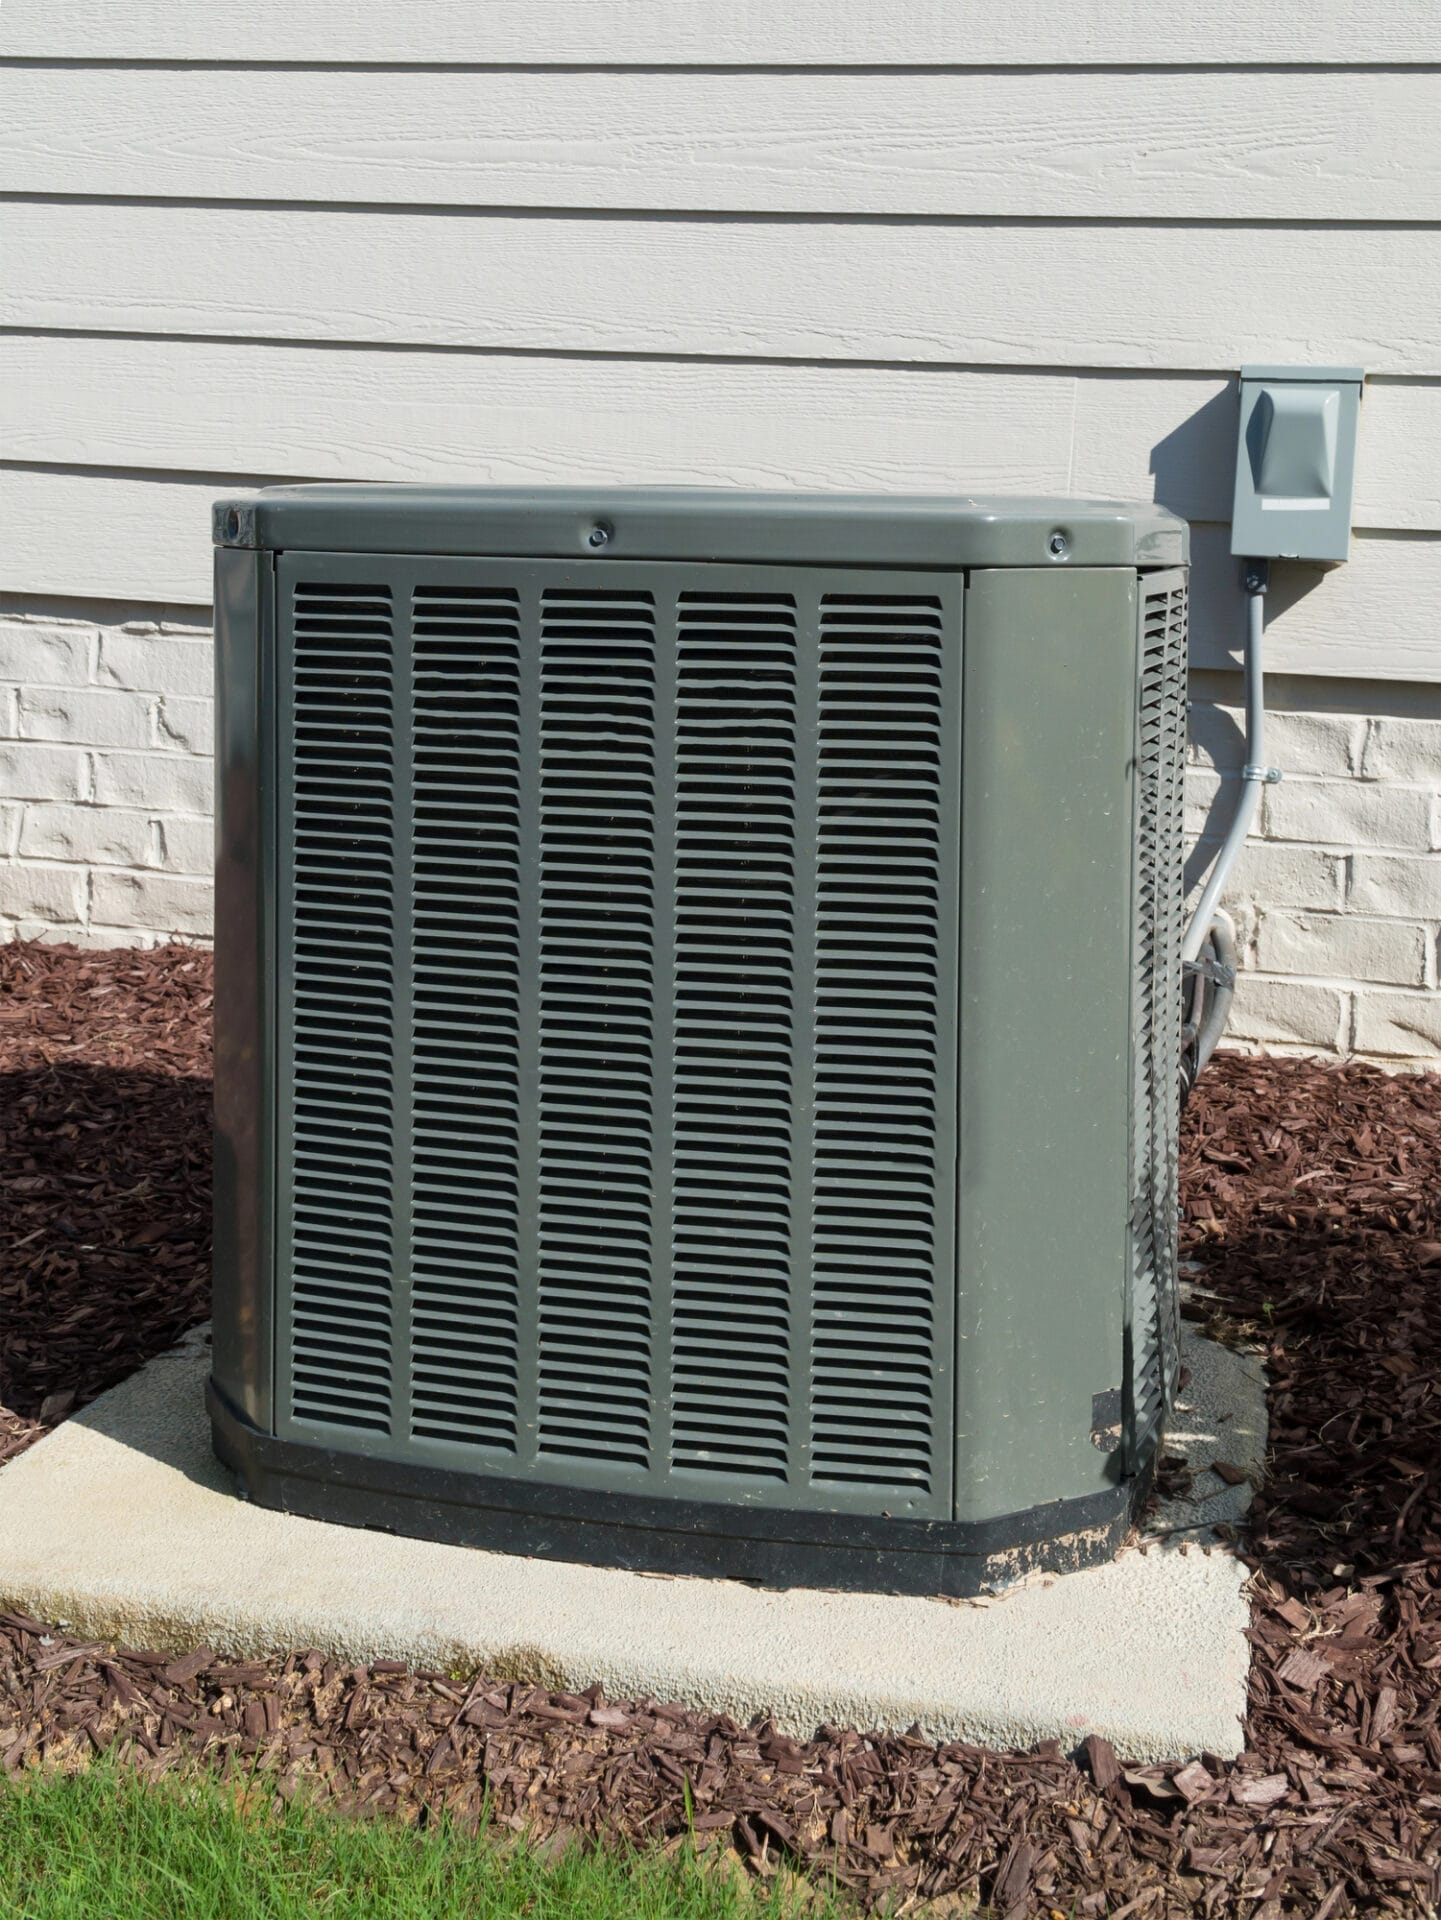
[0,602,213,946]
[2,597,1438,1068]
[1189,698,1441,1071]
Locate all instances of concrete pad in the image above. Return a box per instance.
[0,1325,1264,1762]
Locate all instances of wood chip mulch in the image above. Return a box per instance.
[2,943,1440,1914]
[0,941,212,1466]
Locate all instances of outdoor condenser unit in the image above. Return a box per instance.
[210,488,1189,1597]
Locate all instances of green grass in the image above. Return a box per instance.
[0,1761,843,1920]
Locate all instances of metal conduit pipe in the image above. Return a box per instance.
[1182,562,1275,967]
[1194,908,1237,1078]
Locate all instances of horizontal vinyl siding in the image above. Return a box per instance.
[3,67,1435,218]
[1,24,1438,684]
[8,205,1440,375]
[2,0,1434,63]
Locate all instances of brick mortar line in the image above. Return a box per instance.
[1259,840,1441,855]
[3,856,212,879]
[0,680,203,696]
[1240,970,1436,996]
[1252,907,1441,921]
[2,807,213,822]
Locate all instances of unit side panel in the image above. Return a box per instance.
[954,566,1138,1524]
[270,552,960,1519]
[211,545,276,1432]
[1128,569,1188,1463]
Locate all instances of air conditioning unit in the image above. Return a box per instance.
[210,488,1188,1597]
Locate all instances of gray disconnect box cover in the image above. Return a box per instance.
[1231,365,1363,565]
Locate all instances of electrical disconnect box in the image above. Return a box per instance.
[1231,365,1363,565]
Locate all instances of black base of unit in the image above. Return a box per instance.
[208,1380,1150,1599]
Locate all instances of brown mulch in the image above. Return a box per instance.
[0,942,212,1465]
[2,944,1440,1914]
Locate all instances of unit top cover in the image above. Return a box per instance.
[213,487,1188,571]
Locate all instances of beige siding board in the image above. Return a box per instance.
[0,338,1073,495]
[7,203,1440,376]
[6,469,1440,685]
[0,471,229,604]
[2,0,1433,62]
[1186,526,1441,682]
[6,336,1440,532]
[3,67,1433,219]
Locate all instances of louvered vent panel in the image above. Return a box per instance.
[408,586,523,1450]
[277,555,958,1514]
[536,589,657,1468]
[287,583,396,1432]
[671,592,797,1480]
[811,597,945,1490]
[1130,579,1188,1457]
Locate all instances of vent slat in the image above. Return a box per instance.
[810,598,945,1494]
[407,586,524,1454]
[671,592,799,1484]
[535,589,658,1472]
[286,582,396,1434]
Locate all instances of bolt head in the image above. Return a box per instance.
[587,523,612,549]
[1048,530,1069,558]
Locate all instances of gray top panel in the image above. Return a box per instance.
[214,486,1187,570]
